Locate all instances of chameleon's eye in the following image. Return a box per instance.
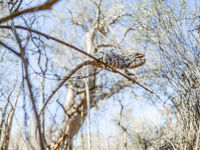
[125,58,130,61]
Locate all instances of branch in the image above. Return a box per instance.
[108,13,132,25]
[95,0,102,28]
[53,117,72,150]
[0,25,99,60]
[0,40,21,57]
[0,0,60,24]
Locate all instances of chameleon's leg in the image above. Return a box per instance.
[101,52,118,72]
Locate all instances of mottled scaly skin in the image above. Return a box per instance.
[93,51,146,70]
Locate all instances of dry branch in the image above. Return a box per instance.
[0,0,60,24]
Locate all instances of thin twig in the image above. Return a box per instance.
[0,40,21,57]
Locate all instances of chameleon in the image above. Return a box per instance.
[92,51,146,71]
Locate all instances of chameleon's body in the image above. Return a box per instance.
[89,51,146,71]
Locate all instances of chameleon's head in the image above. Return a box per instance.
[128,53,146,69]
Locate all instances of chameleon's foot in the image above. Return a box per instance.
[124,69,135,76]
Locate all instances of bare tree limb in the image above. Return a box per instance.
[0,0,60,24]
